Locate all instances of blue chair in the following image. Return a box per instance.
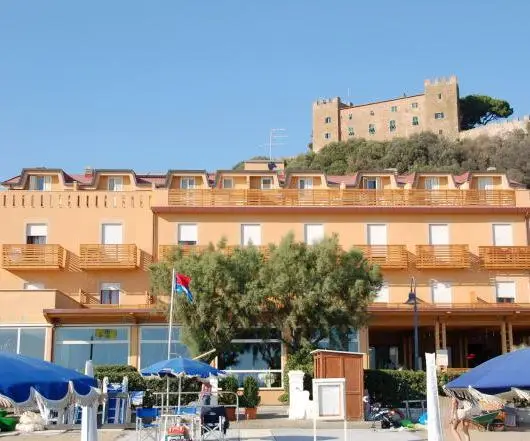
[136,407,160,441]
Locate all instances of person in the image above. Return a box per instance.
[449,396,471,441]
[362,388,371,421]
[199,379,212,406]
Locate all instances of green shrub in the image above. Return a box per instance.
[280,345,315,403]
[241,376,261,408]
[218,375,239,406]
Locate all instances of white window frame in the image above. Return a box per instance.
[108,177,123,191]
[304,224,324,245]
[101,223,123,245]
[178,223,198,245]
[429,224,449,245]
[478,177,494,190]
[298,178,313,190]
[492,224,513,246]
[374,282,389,303]
[26,223,48,244]
[241,224,262,246]
[363,177,380,190]
[495,281,516,303]
[324,117,332,124]
[324,133,331,140]
[434,112,445,120]
[0,326,47,358]
[424,177,440,190]
[139,326,185,369]
[23,282,45,290]
[261,177,273,190]
[29,175,52,191]
[100,282,121,305]
[431,281,452,304]
[222,178,233,189]
[180,177,196,190]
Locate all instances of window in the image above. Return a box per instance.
[180,177,195,189]
[298,178,313,190]
[325,117,332,124]
[222,178,233,189]
[140,327,189,369]
[478,177,494,190]
[0,327,46,359]
[389,120,396,132]
[178,224,198,245]
[374,282,389,303]
[318,328,359,353]
[424,177,440,190]
[493,224,513,246]
[108,177,123,191]
[367,224,387,246]
[411,102,418,109]
[324,133,331,140]
[29,175,51,191]
[100,283,120,305]
[391,106,398,112]
[438,130,443,135]
[305,224,324,245]
[348,114,353,120]
[241,224,261,246]
[412,116,419,126]
[363,177,379,189]
[101,223,123,244]
[438,93,442,99]
[496,281,515,303]
[218,329,282,388]
[24,282,45,290]
[348,127,355,136]
[429,224,449,245]
[54,327,129,372]
[432,281,452,304]
[261,177,273,190]
[26,224,47,245]
[368,124,376,134]
[434,112,445,120]
[370,110,375,116]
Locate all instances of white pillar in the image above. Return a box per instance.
[288,370,308,420]
[209,375,219,405]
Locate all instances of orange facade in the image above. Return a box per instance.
[1,161,530,400]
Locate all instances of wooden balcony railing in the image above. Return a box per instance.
[479,246,530,269]
[167,189,516,208]
[369,302,530,311]
[78,289,154,309]
[416,245,470,269]
[353,245,408,269]
[79,244,137,269]
[2,244,64,269]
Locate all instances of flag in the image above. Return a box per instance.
[175,273,193,302]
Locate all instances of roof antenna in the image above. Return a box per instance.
[259,128,288,165]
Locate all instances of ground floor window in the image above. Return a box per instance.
[318,328,359,353]
[140,326,189,369]
[218,329,282,388]
[0,327,46,359]
[54,327,129,372]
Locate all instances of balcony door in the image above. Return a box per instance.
[478,177,494,190]
[493,224,513,246]
[102,224,123,244]
[429,224,449,245]
[26,224,47,244]
[305,224,324,245]
[432,281,452,304]
[367,224,387,257]
[241,224,262,246]
[100,282,120,305]
[178,224,198,246]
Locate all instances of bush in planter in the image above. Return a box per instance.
[241,376,261,408]
[219,375,239,406]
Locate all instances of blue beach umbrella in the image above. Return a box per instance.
[445,348,530,397]
[0,353,100,410]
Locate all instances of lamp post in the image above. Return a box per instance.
[405,276,419,370]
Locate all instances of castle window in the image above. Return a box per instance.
[391,106,398,112]
[411,102,418,109]
[438,93,442,99]
[348,127,355,136]
[324,133,331,140]
[412,116,419,126]
[370,110,375,116]
[348,114,353,120]
[434,112,445,120]
[368,124,376,135]
[389,120,396,132]
[439,130,443,135]
[325,117,332,124]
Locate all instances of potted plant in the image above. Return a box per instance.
[241,376,261,420]
[218,375,239,421]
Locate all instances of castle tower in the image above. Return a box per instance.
[423,76,460,138]
[312,97,342,152]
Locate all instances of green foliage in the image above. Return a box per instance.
[94,365,146,392]
[240,376,261,408]
[232,156,271,170]
[287,130,530,187]
[280,345,315,403]
[460,95,514,130]
[218,375,239,406]
[150,234,380,357]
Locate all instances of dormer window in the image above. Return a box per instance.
[261,177,273,190]
[222,178,233,189]
[424,177,440,190]
[180,177,196,190]
[108,177,123,191]
[29,175,51,191]
[363,177,380,190]
[298,178,313,190]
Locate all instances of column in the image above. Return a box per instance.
[500,321,507,354]
[45,326,55,362]
[359,327,370,369]
[434,320,441,351]
[441,322,447,350]
[508,321,514,352]
[463,335,469,368]
[128,324,139,368]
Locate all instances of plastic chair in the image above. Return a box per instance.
[136,407,160,441]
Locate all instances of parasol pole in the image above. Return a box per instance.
[166,267,176,414]
[178,375,182,414]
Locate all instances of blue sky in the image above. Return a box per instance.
[1,0,529,179]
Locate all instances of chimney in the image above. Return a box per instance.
[84,166,94,178]
[486,167,497,172]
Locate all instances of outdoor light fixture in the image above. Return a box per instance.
[404,277,419,371]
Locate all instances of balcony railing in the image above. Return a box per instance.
[353,245,408,269]
[479,246,530,269]
[2,244,65,269]
[369,302,530,311]
[167,189,516,208]
[78,289,154,309]
[416,245,470,269]
[159,244,271,261]
[79,244,138,269]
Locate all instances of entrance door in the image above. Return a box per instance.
[432,281,452,304]
[478,177,494,190]
[493,224,513,246]
[101,224,123,244]
[429,224,449,245]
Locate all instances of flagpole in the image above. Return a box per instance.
[168,267,176,360]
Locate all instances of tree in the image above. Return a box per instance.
[459,95,513,130]
[258,233,382,353]
[149,242,264,361]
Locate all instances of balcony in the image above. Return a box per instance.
[353,245,408,269]
[78,289,154,309]
[166,189,516,208]
[79,244,137,269]
[158,244,271,261]
[2,244,65,270]
[479,246,530,269]
[416,245,470,269]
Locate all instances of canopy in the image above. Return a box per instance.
[141,356,225,378]
[0,353,100,410]
[445,348,530,396]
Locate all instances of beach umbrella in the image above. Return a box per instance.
[141,356,224,413]
[445,348,530,397]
